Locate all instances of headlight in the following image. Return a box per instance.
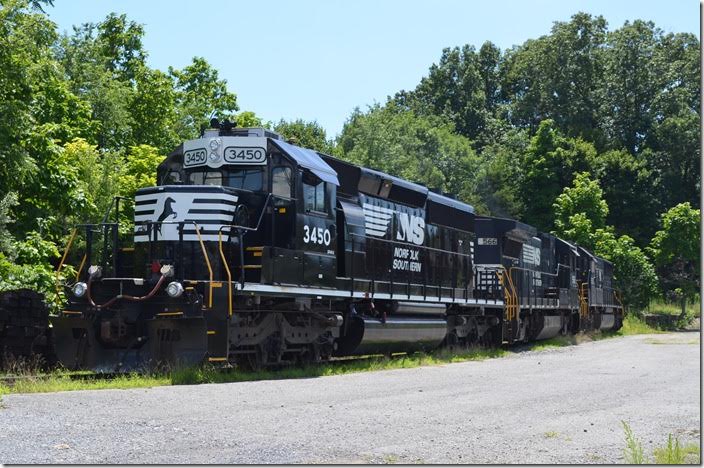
[72,282,87,298]
[166,281,184,298]
[209,138,220,151]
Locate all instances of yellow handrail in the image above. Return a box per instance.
[75,254,87,280]
[193,224,214,308]
[55,228,78,300]
[217,230,233,317]
[578,282,589,318]
[496,267,518,321]
[506,268,519,321]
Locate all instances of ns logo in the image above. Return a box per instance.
[396,213,425,246]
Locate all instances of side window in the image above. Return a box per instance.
[272,167,292,199]
[166,171,182,184]
[302,171,326,213]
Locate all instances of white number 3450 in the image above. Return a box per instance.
[303,225,331,246]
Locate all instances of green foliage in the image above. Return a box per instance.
[597,150,659,245]
[648,203,700,311]
[594,229,658,311]
[554,172,609,243]
[336,105,482,209]
[472,128,530,218]
[235,110,265,128]
[522,120,600,230]
[274,119,334,154]
[169,56,239,139]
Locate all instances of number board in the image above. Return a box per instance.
[224,146,267,164]
[183,148,207,167]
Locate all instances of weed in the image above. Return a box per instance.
[654,434,701,464]
[622,421,645,464]
[544,431,559,438]
[621,422,701,464]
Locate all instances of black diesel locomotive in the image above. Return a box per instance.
[53,122,623,371]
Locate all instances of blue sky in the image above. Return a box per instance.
[47,0,699,138]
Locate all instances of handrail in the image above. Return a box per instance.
[55,228,78,301]
[136,219,216,308]
[218,230,233,317]
[55,220,216,310]
[505,268,519,321]
[75,254,87,280]
[192,223,213,308]
[578,282,589,318]
[495,267,518,321]
[215,194,273,317]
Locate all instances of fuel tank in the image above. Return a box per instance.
[599,313,616,330]
[335,315,447,356]
[534,314,563,340]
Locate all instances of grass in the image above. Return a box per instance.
[648,299,700,318]
[619,314,666,335]
[0,346,507,395]
[529,335,575,351]
[621,421,701,464]
[0,312,685,396]
[544,431,559,438]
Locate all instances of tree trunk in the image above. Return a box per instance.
[679,296,687,320]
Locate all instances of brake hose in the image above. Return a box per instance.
[86,274,167,310]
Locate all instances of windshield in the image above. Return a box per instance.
[186,167,264,190]
[225,167,264,191]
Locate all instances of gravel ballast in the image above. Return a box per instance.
[0,332,699,464]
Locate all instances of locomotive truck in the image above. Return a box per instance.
[50,120,623,371]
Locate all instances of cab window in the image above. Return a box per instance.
[272,167,293,199]
[302,171,326,213]
[188,170,222,186]
[225,167,263,191]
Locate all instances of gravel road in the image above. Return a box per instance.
[0,332,699,464]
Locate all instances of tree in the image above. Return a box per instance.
[648,202,700,316]
[131,67,179,153]
[594,229,658,312]
[521,120,600,230]
[169,57,239,139]
[553,172,609,247]
[597,149,659,246]
[274,119,333,154]
[336,104,482,208]
[601,20,662,155]
[0,0,60,195]
[502,13,607,144]
[473,128,530,218]
[399,45,489,141]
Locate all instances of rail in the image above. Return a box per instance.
[578,282,589,318]
[55,228,79,301]
[217,194,273,317]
